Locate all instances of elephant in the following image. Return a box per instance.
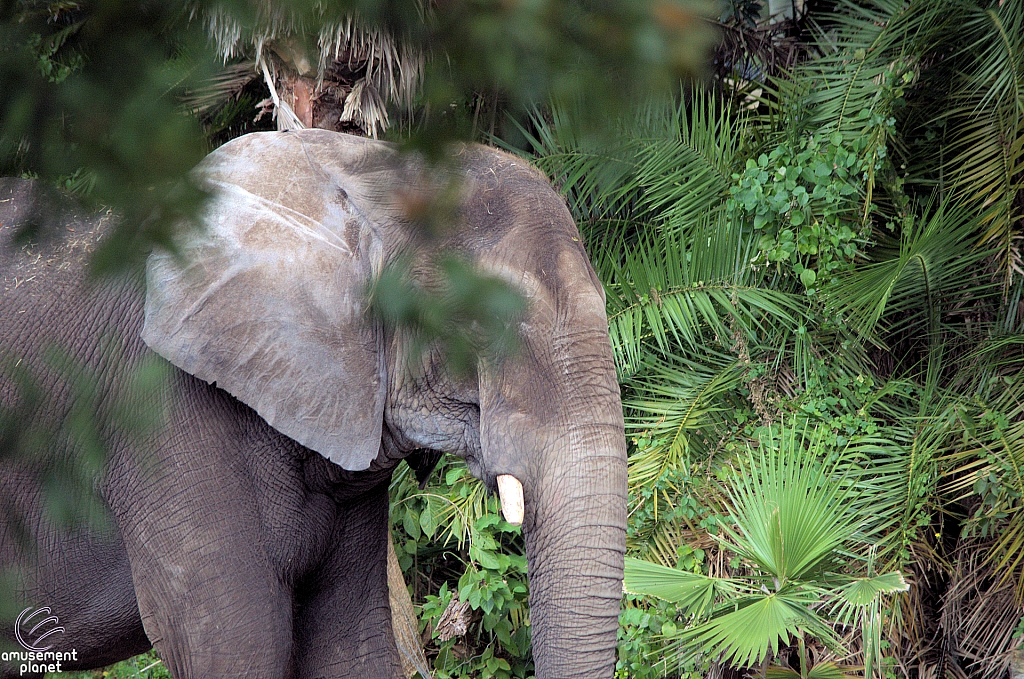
[0,129,628,678]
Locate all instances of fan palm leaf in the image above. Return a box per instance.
[606,224,808,377]
[690,590,840,668]
[723,437,859,583]
[623,557,751,616]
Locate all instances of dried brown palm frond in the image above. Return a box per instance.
[902,0,1024,295]
[339,76,390,140]
[191,2,424,137]
[939,540,1023,679]
[888,545,946,677]
[712,19,803,88]
[319,16,421,116]
[883,534,1024,679]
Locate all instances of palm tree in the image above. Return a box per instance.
[195,3,423,137]
[188,3,424,137]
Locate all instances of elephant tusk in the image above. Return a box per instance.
[496,474,524,526]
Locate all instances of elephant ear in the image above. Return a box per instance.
[142,131,388,471]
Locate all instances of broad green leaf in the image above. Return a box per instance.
[838,571,908,606]
[420,502,436,539]
[688,591,837,668]
[624,557,746,618]
[403,509,421,540]
[472,546,501,570]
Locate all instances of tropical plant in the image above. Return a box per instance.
[625,424,909,677]
[510,1,1024,675]
[189,2,425,136]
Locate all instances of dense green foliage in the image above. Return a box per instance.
[390,462,533,678]
[493,0,1024,676]
[385,1,1024,675]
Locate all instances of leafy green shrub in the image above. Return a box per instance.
[391,461,533,678]
[727,130,873,293]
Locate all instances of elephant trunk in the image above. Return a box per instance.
[522,422,627,677]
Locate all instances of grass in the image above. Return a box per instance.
[50,651,170,679]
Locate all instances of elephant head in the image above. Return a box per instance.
[141,129,627,677]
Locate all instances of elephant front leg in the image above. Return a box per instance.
[126,518,295,679]
[291,482,402,679]
[109,446,296,678]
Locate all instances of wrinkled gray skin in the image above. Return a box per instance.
[0,130,627,679]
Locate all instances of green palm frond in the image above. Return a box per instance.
[627,423,910,673]
[627,514,708,569]
[767,0,952,228]
[632,90,746,235]
[625,356,746,490]
[521,90,747,244]
[624,557,750,617]
[795,0,948,131]
[943,1,1024,291]
[829,568,909,678]
[842,425,944,567]
[825,200,995,343]
[606,224,807,377]
[955,4,1024,113]
[944,370,1024,591]
[723,427,860,583]
[515,104,641,229]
